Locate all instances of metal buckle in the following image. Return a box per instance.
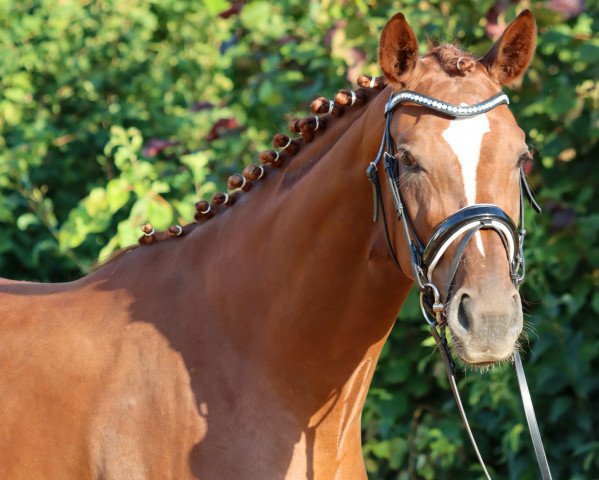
[419,282,444,327]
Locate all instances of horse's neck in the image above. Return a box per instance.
[96,87,412,464]
[184,87,409,361]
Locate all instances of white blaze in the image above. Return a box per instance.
[441,112,490,256]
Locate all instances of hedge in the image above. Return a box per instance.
[1,1,597,478]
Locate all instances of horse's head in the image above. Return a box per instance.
[378,11,537,365]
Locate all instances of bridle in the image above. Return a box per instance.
[367,89,552,479]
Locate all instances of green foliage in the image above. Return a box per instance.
[0,0,597,478]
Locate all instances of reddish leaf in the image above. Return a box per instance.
[206,117,240,141]
[219,3,243,19]
[142,139,178,158]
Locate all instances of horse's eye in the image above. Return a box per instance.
[396,150,419,169]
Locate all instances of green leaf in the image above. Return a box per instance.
[146,197,174,229]
[16,213,39,231]
[202,0,229,16]
[106,178,131,213]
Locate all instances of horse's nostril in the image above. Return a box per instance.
[458,293,472,332]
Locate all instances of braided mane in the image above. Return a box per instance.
[128,74,387,251]
[101,41,482,267]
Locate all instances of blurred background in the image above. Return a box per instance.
[0,0,597,478]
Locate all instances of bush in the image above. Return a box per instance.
[1,1,597,478]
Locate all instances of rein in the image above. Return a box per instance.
[367,89,552,479]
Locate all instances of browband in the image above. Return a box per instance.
[385,90,510,117]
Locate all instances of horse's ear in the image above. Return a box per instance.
[480,10,537,87]
[378,13,420,86]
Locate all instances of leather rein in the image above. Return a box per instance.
[367,89,552,479]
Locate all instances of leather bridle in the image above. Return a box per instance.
[367,89,552,479]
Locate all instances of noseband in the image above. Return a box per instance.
[367,89,552,479]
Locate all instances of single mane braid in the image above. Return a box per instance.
[335,88,368,107]
[139,223,156,245]
[168,225,184,237]
[137,74,385,247]
[259,150,284,167]
[243,164,266,182]
[288,116,326,143]
[212,191,239,206]
[272,133,301,154]
[357,75,386,89]
[194,200,214,220]
[227,174,251,192]
[310,97,344,117]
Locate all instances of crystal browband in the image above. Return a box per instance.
[385,90,509,117]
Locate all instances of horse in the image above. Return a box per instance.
[0,10,540,480]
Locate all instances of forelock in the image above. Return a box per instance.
[425,44,476,76]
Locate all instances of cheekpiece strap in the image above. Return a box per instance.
[520,170,542,214]
[385,90,509,117]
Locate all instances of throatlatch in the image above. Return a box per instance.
[368,89,552,480]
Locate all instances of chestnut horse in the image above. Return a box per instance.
[0,11,539,480]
